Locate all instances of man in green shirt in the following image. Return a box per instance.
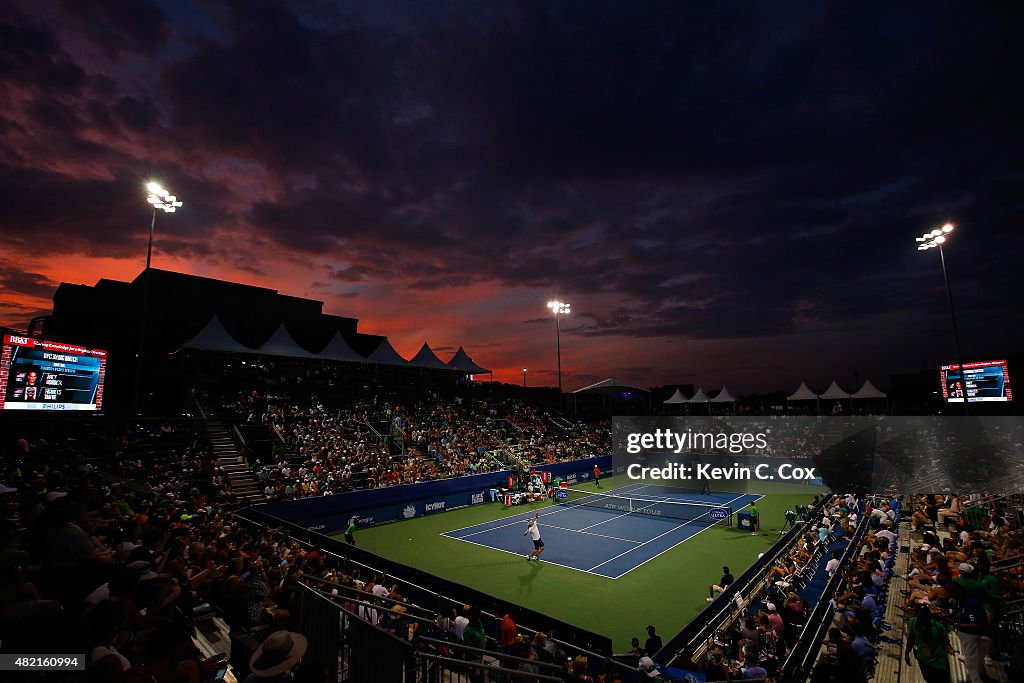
[748,503,759,535]
[905,606,952,683]
[344,516,357,545]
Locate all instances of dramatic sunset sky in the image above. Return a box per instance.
[1,1,1021,392]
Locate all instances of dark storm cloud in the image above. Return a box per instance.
[1,1,1022,384]
[0,11,86,90]
[56,0,169,58]
[0,267,60,300]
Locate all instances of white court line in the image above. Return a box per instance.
[444,504,578,539]
[540,523,643,544]
[587,520,691,572]
[576,496,674,531]
[610,494,765,579]
[441,532,609,577]
[587,492,758,573]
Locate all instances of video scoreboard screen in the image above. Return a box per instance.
[940,359,1012,403]
[0,335,107,411]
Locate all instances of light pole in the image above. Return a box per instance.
[916,223,967,414]
[133,182,182,414]
[546,300,570,397]
[523,368,527,387]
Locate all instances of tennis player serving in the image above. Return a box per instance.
[524,510,545,561]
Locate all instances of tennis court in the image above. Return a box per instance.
[441,484,761,578]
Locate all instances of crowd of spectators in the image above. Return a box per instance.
[0,421,628,682]
[898,494,1022,683]
[225,389,610,501]
[0,429,333,682]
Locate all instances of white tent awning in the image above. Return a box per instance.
[687,387,710,403]
[409,343,449,369]
[710,386,736,403]
[181,315,256,353]
[819,380,851,400]
[256,324,319,358]
[788,382,819,401]
[365,338,410,365]
[318,332,364,362]
[663,388,689,404]
[446,347,491,374]
[852,379,887,399]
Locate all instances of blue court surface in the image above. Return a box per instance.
[441,483,762,579]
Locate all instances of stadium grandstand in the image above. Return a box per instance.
[0,272,1022,683]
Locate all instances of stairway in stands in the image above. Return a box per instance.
[193,392,263,506]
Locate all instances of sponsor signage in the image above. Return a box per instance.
[709,508,728,521]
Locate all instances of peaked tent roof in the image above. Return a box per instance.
[446,347,491,374]
[687,387,710,403]
[366,338,410,365]
[257,324,319,358]
[852,379,887,399]
[573,378,649,394]
[409,343,449,369]
[820,381,851,400]
[181,315,256,353]
[318,332,365,362]
[663,388,689,404]
[711,386,737,403]
[788,382,819,401]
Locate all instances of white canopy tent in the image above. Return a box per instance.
[365,338,410,366]
[446,347,491,374]
[181,315,257,353]
[317,332,364,362]
[687,387,710,403]
[852,380,887,399]
[788,382,819,401]
[663,388,689,404]
[819,381,851,400]
[711,387,736,403]
[409,343,449,369]
[256,324,319,358]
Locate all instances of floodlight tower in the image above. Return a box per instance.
[916,223,967,414]
[547,300,570,397]
[134,182,182,414]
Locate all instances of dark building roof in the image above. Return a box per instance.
[50,268,367,353]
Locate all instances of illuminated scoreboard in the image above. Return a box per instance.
[0,335,107,411]
[940,359,1013,403]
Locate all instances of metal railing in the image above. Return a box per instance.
[297,582,566,682]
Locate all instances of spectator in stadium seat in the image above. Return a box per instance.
[825,551,841,577]
[629,636,644,657]
[532,632,555,665]
[741,653,768,680]
[937,494,960,526]
[570,654,595,682]
[849,625,876,678]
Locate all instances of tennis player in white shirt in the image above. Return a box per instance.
[524,511,545,561]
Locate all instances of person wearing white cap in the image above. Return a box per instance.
[245,630,307,682]
[637,656,663,679]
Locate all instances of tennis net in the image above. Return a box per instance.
[553,488,732,525]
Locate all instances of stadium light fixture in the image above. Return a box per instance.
[523,368,527,387]
[135,181,183,416]
[914,223,966,413]
[547,300,570,397]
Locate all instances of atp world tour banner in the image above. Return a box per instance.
[612,415,1024,494]
[257,456,613,534]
